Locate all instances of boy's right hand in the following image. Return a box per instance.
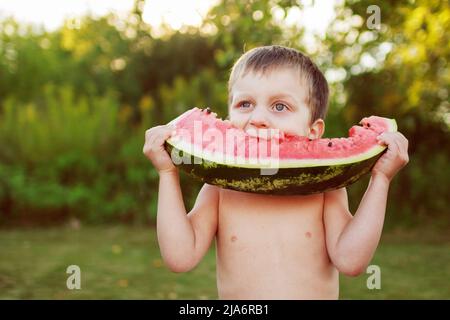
[143,124,177,174]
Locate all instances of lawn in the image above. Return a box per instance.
[0,225,449,299]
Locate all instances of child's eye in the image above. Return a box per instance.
[238,101,252,109]
[273,103,288,112]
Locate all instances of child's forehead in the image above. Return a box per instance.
[232,66,308,96]
[240,64,300,79]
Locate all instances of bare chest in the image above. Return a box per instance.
[215,189,337,299]
[217,189,325,247]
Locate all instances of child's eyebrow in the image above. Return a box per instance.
[268,93,300,108]
[233,92,298,103]
[269,93,297,103]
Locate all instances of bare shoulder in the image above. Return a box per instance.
[197,183,220,202]
[324,187,349,209]
[188,183,220,216]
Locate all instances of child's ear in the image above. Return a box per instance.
[308,119,325,139]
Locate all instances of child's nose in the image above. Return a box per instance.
[249,107,269,128]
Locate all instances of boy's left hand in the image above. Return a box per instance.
[372,132,409,183]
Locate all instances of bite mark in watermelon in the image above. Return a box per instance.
[165,107,397,195]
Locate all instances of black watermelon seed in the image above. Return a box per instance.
[206,107,211,114]
[308,138,312,142]
[328,141,332,147]
[367,123,371,127]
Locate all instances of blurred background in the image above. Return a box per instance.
[0,0,448,299]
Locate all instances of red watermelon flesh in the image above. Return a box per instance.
[168,107,397,166]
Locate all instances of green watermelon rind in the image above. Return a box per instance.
[165,142,384,195]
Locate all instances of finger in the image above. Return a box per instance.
[154,136,169,149]
[145,129,153,140]
[397,133,409,155]
[164,125,176,135]
[146,125,172,141]
[396,138,407,157]
[394,135,409,164]
[153,125,175,138]
[146,134,159,152]
[376,137,386,146]
[144,134,156,151]
[381,134,400,154]
[160,127,176,140]
[376,135,386,146]
[376,132,394,146]
[149,130,173,151]
[388,140,399,157]
[392,137,403,157]
[387,132,408,156]
[162,127,177,141]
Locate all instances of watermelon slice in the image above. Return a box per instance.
[165,107,397,195]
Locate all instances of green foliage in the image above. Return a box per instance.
[0,0,448,225]
[324,0,450,222]
[0,86,156,224]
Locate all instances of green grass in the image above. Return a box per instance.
[0,226,448,299]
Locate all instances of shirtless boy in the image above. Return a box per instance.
[143,45,409,299]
